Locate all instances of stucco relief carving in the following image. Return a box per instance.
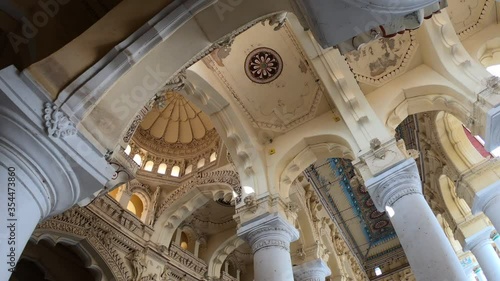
[128,249,148,281]
[123,101,155,143]
[447,0,494,39]
[205,24,324,133]
[43,103,77,138]
[345,31,418,86]
[134,128,220,157]
[155,170,241,221]
[251,238,290,253]
[36,207,132,281]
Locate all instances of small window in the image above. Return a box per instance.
[133,154,142,166]
[210,152,217,162]
[185,165,193,175]
[124,145,131,155]
[197,158,205,169]
[180,232,189,250]
[144,161,154,172]
[171,166,180,177]
[158,163,167,174]
[374,267,382,276]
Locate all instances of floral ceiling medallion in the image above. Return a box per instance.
[245,47,283,84]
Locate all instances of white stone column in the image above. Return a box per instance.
[366,159,468,281]
[194,240,201,257]
[0,67,114,280]
[492,232,500,251]
[474,267,487,281]
[117,188,133,208]
[465,227,500,281]
[482,193,500,233]
[238,213,299,281]
[293,259,331,281]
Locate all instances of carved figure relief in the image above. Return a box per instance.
[128,249,148,281]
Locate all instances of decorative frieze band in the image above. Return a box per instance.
[251,238,289,253]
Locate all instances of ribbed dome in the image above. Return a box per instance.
[140,92,214,143]
[133,92,219,157]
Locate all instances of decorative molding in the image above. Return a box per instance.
[238,213,299,254]
[205,23,324,133]
[123,101,155,143]
[344,31,418,86]
[448,0,495,40]
[365,158,422,212]
[134,128,220,157]
[36,207,132,281]
[43,102,77,138]
[155,170,241,220]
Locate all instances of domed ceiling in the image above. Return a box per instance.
[133,92,219,157]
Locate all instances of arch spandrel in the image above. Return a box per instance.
[434,112,486,173]
[367,65,474,133]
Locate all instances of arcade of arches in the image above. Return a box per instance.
[2,0,500,280]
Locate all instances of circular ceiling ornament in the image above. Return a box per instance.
[245,47,283,84]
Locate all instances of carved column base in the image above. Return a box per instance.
[238,213,299,281]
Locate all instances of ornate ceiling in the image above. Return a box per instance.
[133,92,219,157]
[203,22,332,134]
[345,31,419,87]
[447,0,497,39]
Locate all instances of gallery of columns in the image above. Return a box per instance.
[1,0,500,280]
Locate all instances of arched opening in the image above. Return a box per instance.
[108,187,120,200]
[132,154,142,166]
[210,152,217,162]
[124,145,132,155]
[180,232,189,251]
[197,158,205,169]
[9,240,100,281]
[144,161,154,172]
[185,164,193,175]
[171,166,180,177]
[157,163,167,174]
[127,194,144,218]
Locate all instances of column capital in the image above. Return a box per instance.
[456,158,500,215]
[293,259,331,281]
[463,226,495,252]
[364,158,421,212]
[237,213,299,254]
